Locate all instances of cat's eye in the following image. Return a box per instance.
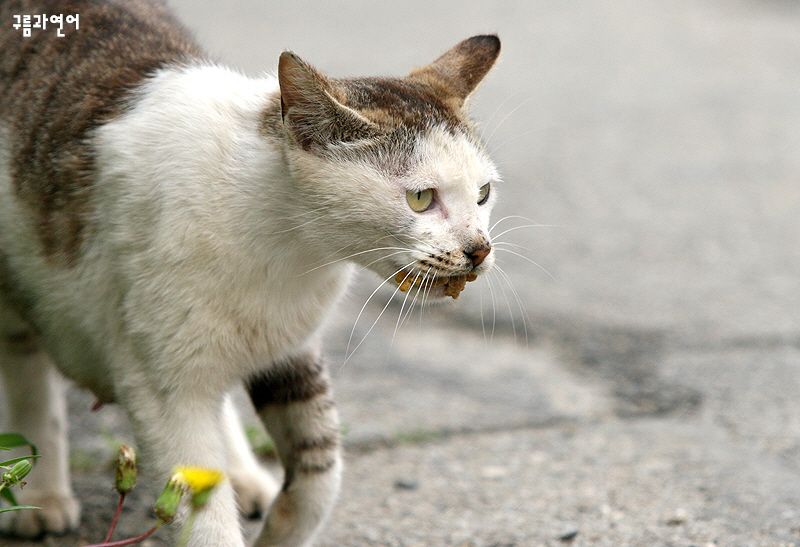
[406,189,434,212]
[478,183,491,205]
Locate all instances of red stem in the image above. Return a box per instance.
[85,522,161,547]
[103,493,126,543]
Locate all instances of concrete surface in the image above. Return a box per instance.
[4,0,800,546]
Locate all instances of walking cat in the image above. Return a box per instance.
[0,0,500,545]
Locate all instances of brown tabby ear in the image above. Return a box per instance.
[278,52,375,151]
[410,35,501,105]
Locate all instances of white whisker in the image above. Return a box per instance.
[339,261,417,373]
[381,228,438,255]
[493,264,532,346]
[484,96,535,146]
[301,246,410,276]
[483,269,499,344]
[480,90,526,142]
[491,223,557,241]
[493,247,556,281]
[488,268,518,344]
[489,214,541,235]
[489,129,539,155]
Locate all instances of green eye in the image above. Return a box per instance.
[406,189,434,212]
[478,183,491,205]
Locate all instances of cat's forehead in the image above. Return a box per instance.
[411,125,497,190]
[335,77,466,133]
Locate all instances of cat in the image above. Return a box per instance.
[0,0,500,545]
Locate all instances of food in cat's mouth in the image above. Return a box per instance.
[394,270,478,299]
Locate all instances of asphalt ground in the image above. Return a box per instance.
[3,1,800,546]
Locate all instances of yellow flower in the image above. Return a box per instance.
[171,466,225,509]
[172,466,225,493]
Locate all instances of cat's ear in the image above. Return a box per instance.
[410,35,501,105]
[278,52,376,151]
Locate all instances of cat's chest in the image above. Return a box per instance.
[115,246,353,377]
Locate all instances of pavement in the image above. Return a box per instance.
[4,0,800,546]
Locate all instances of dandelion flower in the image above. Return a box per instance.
[172,466,225,509]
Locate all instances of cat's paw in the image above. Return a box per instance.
[230,464,280,520]
[0,492,80,538]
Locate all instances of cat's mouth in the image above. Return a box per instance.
[393,270,478,300]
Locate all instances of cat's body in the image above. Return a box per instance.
[0,1,500,545]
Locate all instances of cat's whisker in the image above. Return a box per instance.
[380,228,438,255]
[340,261,417,372]
[491,223,558,241]
[416,268,436,326]
[488,128,539,155]
[493,241,532,254]
[493,246,556,281]
[483,268,499,344]
[301,247,411,276]
[484,96,535,147]
[489,214,541,235]
[403,268,432,327]
[492,264,532,346]
[362,250,418,271]
[386,273,417,362]
[480,89,526,142]
[487,267,519,344]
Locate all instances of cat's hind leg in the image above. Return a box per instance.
[247,353,342,547]
[0,309,80,537]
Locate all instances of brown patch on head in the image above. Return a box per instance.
[0,0,205,265]
[335,77,464,133]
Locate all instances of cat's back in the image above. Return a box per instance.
[0,0,204,261]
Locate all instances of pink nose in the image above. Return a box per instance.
[467,246,491,267]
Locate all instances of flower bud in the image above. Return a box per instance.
[3,460,32,486]
[153,475,187,523]
[114,445,137,495]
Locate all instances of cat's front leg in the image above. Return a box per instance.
[247,353,341,547]
[0,325,80,538]
[222,394,281,519]
[121,385,248,547]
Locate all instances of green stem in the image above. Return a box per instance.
[176,510,197,547]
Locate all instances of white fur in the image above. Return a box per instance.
[0,62,497,546]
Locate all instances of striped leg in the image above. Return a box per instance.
[247,354,341,547]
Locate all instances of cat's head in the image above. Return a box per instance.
[275,35,501,300]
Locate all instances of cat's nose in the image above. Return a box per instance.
[466,245,491,267]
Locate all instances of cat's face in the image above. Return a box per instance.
[277,36,501,300]
[377,125,498,299]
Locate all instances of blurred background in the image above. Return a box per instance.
[6,1,800,545]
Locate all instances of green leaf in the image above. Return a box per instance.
[0,505,40,513]
[0,433,37,456]
[0,455,40,468]
[0,486,19,506]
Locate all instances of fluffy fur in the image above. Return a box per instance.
[0,1,500,545]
